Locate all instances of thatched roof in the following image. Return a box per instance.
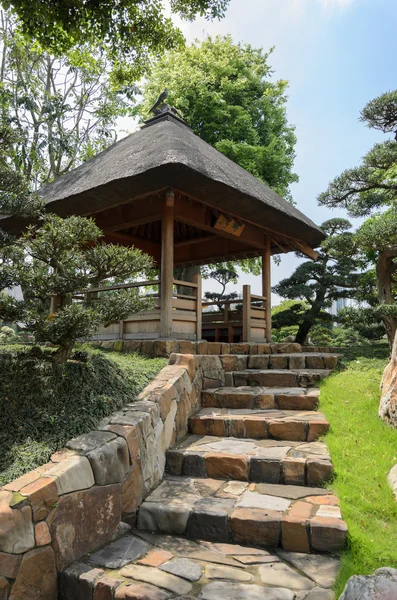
[3,112,324,247]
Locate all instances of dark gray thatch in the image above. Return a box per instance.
[3,112,324,246]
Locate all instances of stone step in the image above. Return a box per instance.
[137,476,348,553]
[219,353,340,372]
[166,435,333,486]
[202,386,320,411]
[59,529,341,600]
[223,369,332,389]
[189,408,329,441]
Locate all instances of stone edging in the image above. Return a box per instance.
[94,340,305,357]
[0,353,224,599]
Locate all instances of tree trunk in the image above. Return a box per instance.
[174,266,200,296]
[376,250,397,347]
[53,341,74,364]
[295,319,313,345]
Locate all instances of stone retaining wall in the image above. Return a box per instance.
[0,353,227,600]
[93,340,305,357]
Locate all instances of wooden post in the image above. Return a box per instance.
[160,189,174,338]
[242,284,251,343]
[193,273,202,341]
[262,236,272,343]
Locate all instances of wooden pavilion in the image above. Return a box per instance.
[3,109,325,343]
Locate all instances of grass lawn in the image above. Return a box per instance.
[320,345,397,596]
[0,345,166,486]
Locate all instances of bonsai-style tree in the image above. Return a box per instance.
[18,214,153,363]
[319,90,397,346]
[203,263,239,310]
[273,219,362,344]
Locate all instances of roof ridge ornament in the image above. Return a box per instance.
[142,88,188,128]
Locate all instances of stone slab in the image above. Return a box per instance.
[259,562,315,590]
[120,565,193,595]
[205,565,253,582]
[89,535,149,569]
[160,558,202,581]
[199,582,295,600]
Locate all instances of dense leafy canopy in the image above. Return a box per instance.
[273,219,362,344]
[4,0,229,82]
[0,10,136,188]
[140,36,298,199]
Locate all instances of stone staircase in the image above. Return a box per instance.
[60,346,347,599]
[137,349,347,556]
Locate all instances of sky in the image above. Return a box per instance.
[131,0,397,303]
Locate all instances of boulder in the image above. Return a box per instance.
[339,567,397,599]
[379,333,397,427]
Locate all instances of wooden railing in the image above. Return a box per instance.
[89,276,202,341]
[202,284,267,343]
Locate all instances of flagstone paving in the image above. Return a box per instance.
[60,349,346,599]
[60,529,340,599]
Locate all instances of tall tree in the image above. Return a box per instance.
[3,1,229,83]
[319,90,397,345]
[139,35,298,199]
[0,9,135,189]
[273,219,362,344]
[0,123,40,320]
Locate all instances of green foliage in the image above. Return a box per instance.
[318,90,397,346]
[273,219,362,344]
[0,345,166,485]
[139,36,297,200]
[319,141,397,217]
[4,1,229,82]
[272,299,310,329]
[319,352,397,595]
[0,10,136,188]
[15,214,154,362]
[338,307,385,341]
[360,90,397,136]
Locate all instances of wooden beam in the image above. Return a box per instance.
[294,242,319,261]
[174,235,257,266]
[174,234,215,248]
[175,190,320,260]
[94,195,163,232]
[262,237,272,343]
[160,190,174,338]
[102,232,161,262]
[174,196,266,250]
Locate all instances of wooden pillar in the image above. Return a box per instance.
[193,273,202,341]
[242,284,251,343]
[262,236,272,343]
[160,189,174,338]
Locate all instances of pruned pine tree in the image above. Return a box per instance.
[273,219,362,345]
[319,90,397,346]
